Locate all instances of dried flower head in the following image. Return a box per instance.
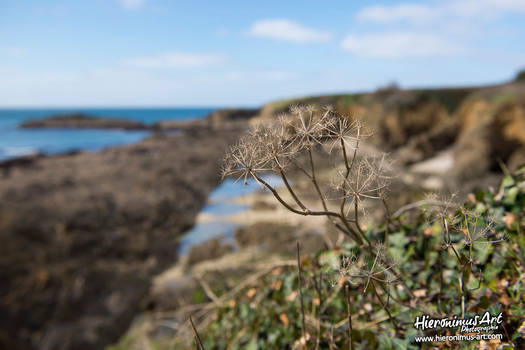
[422,193,463,230]
[285,105,334,149]
[249,118,298,171]
[221,137,269,184]
[457,209,504,246]
[325,115,368,154]
[334,154,393,211]
[334,245,397,289]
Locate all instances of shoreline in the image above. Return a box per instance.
[0,118,252,349]
[0,108,259,162]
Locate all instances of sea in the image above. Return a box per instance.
[0,108,215,160]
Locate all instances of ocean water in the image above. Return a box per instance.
[0,108,214,160]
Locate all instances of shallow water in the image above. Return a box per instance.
[177,174,283,253]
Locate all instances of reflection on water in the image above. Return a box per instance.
[177,174,283,254]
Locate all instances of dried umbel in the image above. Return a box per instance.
[222,105,391,239]
[333,154,393,215]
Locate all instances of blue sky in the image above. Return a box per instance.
[1,0,524,107]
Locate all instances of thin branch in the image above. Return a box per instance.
[344,284,354,350]
[297,242,307,340]
[314,272,323,350]
[195,274,219,305]
[279,168,308,211]
[307,147,329,211]
[354,197,372,248]
[189,315,205,350]
[381,198,391,247]
[307,146,362,244]
[371,281,398,333]
[253,172,342,218]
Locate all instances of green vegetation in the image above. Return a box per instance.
[192,106,525,349]
[192,169,525,349]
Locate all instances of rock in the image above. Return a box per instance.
[153,108,259,131]
[453,98,525,178]
[378,100,451,149]
[234,222,296,248]
[394,119,459,165]
[20,113,148,130]
[0,128,242,349]
[234,221,325,255]
[186,237,233,266]
[207,108,259,124]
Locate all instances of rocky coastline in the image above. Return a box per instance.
[20,113,149,130]
[19,109,260,132]
[0,110,255,349]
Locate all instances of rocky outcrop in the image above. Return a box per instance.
[0,127,246,349]
[153,108,259,131]
[454,98,525,178]
[20,109,259,133]
[20,113,148,130]
[250,82,525,181]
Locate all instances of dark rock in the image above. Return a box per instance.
[0,128,241,349]
[20,113,148,130]
[454,99,525,178]
[152,108,259,132]
[186,236,233,266]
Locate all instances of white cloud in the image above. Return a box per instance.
[121,52,227,68]
[349,0,525,59]
[118,0,146,10]
[341,32,463,58]
[357,4,437,24]
[248,19,331,43]
[356,0,525,24]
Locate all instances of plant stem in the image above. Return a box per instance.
[307,147,329,211]
[345,284,354,350]
[278,168,308,211]
[252,171,364,246]
[189,315,205,350]
[252,172,341,218]
[297,242,306,341]
[354,197,372,248]
[381,198,390,247]
[371,281,398,333]
[314,273,323,350]
[438,248,444,314]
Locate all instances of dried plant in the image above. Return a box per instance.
[220,105,514,346]
[223,105,418,344]
[222,105,391,245]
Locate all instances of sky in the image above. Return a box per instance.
[0,0,524,107]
